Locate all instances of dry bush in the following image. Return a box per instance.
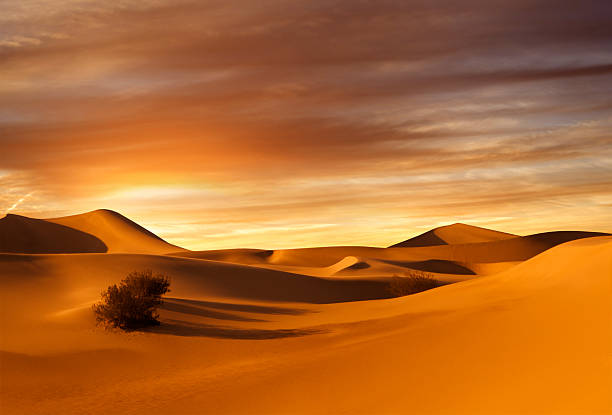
[93,270,170,330]
[387,270,440,296]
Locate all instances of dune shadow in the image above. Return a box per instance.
[144,319,324,339]
[254,249,274,259]
[0,214,107,254]
[161,299,267,322]
[380,259,476,275]
[390,230,447,248]
[141,259,393,303]
[346,261,370,270]
[525,231,610,246]
[165,297,313,315]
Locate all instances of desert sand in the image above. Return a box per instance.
[1,210,610,414]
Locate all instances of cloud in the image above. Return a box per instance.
[1,0,611,247]
[5,192,34,213]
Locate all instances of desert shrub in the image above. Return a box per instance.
[387,270,440,297]
[93,270,170,330]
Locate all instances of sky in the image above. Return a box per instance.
[1,0,611,250]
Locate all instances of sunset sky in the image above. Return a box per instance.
[1,0,611,249]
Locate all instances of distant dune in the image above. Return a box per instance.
[1,210,610,414]
[389,222,517,247]
[48,209,185,254]
[0,214,107,254]
[0,209,184,255]
[176,229,608,278]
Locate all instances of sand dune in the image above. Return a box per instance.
[176,230,607,277]
[1,233,610,414]
[0,253,391,305]
[389,222,517,247]
[1,211,610,414]
[0,209,184,255]
[170,249,475,283]
[318,254,362,275]
[322,255,473,277]
[0,214,107,253]
[48,209,185,254]
[170,248,272,265]
[218,236,610,414]
[3,209,603,275]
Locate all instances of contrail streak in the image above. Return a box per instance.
[6,192,33,214]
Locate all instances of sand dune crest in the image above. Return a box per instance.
[390,222,517,247]
[0,214,107,254]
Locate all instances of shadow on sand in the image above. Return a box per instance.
[161,299,268,322]
[163,297,313,316]
[143,319,324,339]
[379,259,476,275]
[150,298,322,339]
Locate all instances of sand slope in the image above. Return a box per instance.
[1,212,610,414]
[0,214,107,253]
[220,236,611,414]
[176,230,608,277]
[0,209,184,255]
[1,236,610,414]
[44,209,184,254]
[0,253,391,305]
[390,222,517,247]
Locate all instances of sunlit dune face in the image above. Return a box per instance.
[1,0,611,249]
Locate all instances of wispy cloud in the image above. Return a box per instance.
[6,192,33,213]
[1,0,611,247]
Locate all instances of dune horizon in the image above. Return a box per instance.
[1,208,610,250]
[2,208,610,252]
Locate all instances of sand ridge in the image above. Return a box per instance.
[0,214,107,254]
[48,209,185,254]
[174,230,608,278]
[389,222,517,247]
[0,209,184,255]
